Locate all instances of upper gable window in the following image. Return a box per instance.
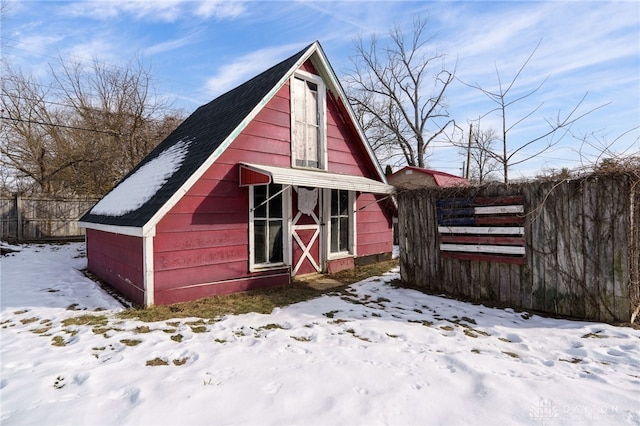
[291,71,325,169]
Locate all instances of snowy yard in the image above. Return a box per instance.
[1,243,639,425]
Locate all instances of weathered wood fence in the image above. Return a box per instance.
[397,172,640,323]
[0,195,98,242]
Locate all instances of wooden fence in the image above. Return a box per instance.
[0,195,98,242]
[397,172,640,323]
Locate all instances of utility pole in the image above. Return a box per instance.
[465,122,473,179]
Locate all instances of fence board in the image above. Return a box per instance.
[566,180,585,318]
[529,184,546,312]
[510,264,521,306]
[0,195,98,242]
[553,181,571,316]
[498,263,509,304]
[397,172,637,323]
[596,177,615,322]
[630,179,640,321]
[612,176,631,320]
[479,261,489,300]
[582,179,602,320]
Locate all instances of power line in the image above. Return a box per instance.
[0,115,119,135]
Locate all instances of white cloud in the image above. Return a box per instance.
[65,38,120,65]
[14,33,65,58]
[204,43,305,96]
[143,32,200,56]
[432,1,639,168]
[66,0,246,22]
[195,0,246,19]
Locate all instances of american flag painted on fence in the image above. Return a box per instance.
[436,195,526,264]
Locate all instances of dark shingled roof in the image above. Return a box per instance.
[80,43,312,228]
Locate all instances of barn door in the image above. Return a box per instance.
[291,186,323,276]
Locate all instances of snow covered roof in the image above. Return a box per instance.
[79,43,312,230]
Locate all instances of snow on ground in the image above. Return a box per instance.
[1,243,639,425]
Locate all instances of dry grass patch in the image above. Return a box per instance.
[51,336,66,347]
[257,323,285,331]
[409,319,433,327]
[146,357,169,366]
[119,283,321,323]
[118,259,398,322]
[560,357,582,364]
[464,329,479,338]
[326,259,398,285]
[62,314,108,327]
[582,331,607,339]
[186,320,207,333]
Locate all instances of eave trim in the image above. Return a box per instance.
[239,163,394,194]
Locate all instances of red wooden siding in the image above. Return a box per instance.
[86,229,145,305]
[327,256,355,274]
[156,272,291,305]
[153,84,293,304]
[326,95,375,177]
[356,193,393,257]
[300,59,318,74]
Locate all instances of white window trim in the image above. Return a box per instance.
[324,189,356,260]
[248,185,290,272]
[290,70,327,170]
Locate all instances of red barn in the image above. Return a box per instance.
[388,166,468,189]
[79,42,394,306]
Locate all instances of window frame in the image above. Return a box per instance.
[290,70,327,170]
[248,183,290,272]
[324,188,356,260]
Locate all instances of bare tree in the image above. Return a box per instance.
[346,17,456,168]
[575,126,640,170]
[52,57,171,177]
[0,66,88,193]
[461,41,605,183]
[460,123,501,184]
[0,58,180,195]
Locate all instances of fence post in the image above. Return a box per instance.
[15,194,23,242]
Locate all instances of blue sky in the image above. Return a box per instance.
[2,0,639,178]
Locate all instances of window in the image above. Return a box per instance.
[251,184,285,267]
[330,189,352,254]
[291,73,324,169]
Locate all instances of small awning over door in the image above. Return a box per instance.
[239,163,394,194]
